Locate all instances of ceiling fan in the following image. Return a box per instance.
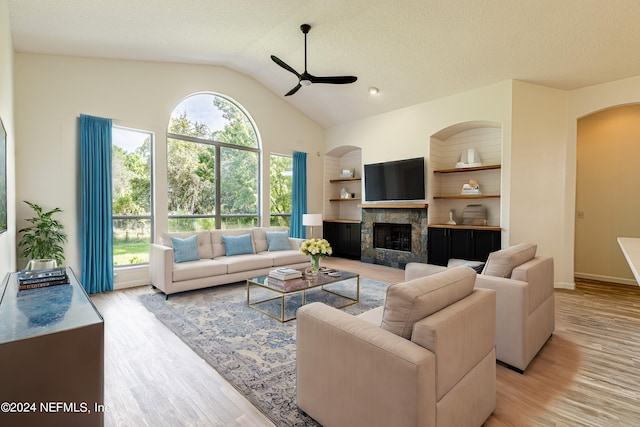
[271,24,357,96]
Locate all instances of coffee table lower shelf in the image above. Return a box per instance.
[246,270,360,323]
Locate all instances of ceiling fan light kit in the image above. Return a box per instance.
[271,24,357,96]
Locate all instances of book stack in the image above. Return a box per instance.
[18,267,70,290]
[268,267,302,281]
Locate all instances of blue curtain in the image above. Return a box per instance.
[80,114,114,294]
[290,151,307,238]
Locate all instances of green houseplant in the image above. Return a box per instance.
[18,201,68,268]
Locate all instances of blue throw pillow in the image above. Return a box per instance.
[266,231,291,252]
[171,235,200,263]
[222,233,255,256]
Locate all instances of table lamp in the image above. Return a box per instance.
[302,214,323,238]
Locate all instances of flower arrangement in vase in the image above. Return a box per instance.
[299,238,333,276]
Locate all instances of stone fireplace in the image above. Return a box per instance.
[374,222,412,252]
[361,204,428,268]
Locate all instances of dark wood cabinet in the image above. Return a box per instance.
[0,268,104,427]
[323,221,361,260]
[428,226,500,266]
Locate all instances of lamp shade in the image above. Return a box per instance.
[302,214,323,227]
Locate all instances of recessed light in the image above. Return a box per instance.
[368,87,379,95]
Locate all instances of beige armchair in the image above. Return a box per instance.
[406,243,555,373]
[296,266,496,427]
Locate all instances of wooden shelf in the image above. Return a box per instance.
[432,195,500,200]
[358,203,429,209]
[329,177,362,183]
[433,164,501,174]
[329,198,362,202]
[323,219,361,224]
[428,224,502,231]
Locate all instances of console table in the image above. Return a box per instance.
[0,268,104,427]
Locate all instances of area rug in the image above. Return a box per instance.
[138,277,390,426]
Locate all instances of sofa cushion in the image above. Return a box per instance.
[170,235,200,263]
[482,243,537,278]
[381,266,476,339]
[259,249,309,265]
[216,254,273,274]
[172,259,228,282]
[163,231,213,259]
[222,233,255,256]
[211,229,255,258]
[265,231,292,251]
[252,227,288,253]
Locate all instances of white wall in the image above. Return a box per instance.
[575,105,640,285]
[14,54,324,287]
[325,80,578,287]
[510,81,572,288]
[0,1,16,279]
[568,75,640,285]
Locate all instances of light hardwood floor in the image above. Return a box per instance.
[91,259,640,426]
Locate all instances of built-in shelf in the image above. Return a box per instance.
[329,198,362,202]
[358,203,429,209]
[329,177,362,183]
[324,219,361,224]
[428,224,502,231]
[433,195,501,200]
[433,164,501,174]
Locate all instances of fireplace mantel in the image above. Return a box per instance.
[358,203,428,209]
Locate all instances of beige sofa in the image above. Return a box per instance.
[406,243,554,372]
[297,266,496,427]
[149,227,309,297]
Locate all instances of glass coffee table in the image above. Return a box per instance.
[246,268,360,322]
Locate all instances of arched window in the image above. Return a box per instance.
[167,93,260,230]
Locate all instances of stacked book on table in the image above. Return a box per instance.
[268,267,302,281]
[18,267,70,290]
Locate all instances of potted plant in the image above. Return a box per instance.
[18,201,68,269]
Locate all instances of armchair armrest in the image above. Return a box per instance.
[149,243,173,294]
[511,256,554,314]
[404,262,448,281]
[297,302,436,427]
[474,274,528,368]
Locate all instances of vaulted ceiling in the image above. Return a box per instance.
[8,0,640,128]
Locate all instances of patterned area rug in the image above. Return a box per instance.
[138,277,390,426]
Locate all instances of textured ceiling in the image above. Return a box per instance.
[8,0,640,128]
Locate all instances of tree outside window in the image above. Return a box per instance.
[112,126,153,266]
[270,154,292,227]
[167,93,260,231]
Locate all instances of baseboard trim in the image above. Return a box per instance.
[574,272,637,287]
[554,281,575,290]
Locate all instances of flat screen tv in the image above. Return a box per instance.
[364,157,425,201]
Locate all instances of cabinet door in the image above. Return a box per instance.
[471,229,501,261]
[346,223,362,259]
[335,223,351,257]
[323,221,337,248]
[427,228,449,266]
[449,229,472,261]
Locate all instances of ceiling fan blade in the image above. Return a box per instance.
[271,55,300,78]
[309,75,358,85]
[285,83,302,96]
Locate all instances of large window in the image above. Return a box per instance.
[112,126,153,266]
[167,93,260,231]
[270,153,292,227]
